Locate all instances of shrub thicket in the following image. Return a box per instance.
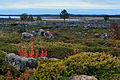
[33,52,120,80]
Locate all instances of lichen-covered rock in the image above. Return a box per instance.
[100,33,110,39]
[94,33,100,38]
[38,29,45,36]
[44,31,54,38]
[49,58,58,60]
[69,75,98,80]
[31,31,37,36]
[5,53,38,72]
[22,32,33,39]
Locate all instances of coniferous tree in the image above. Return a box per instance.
[104,15,109,21]
[20,13,28,21]
[9,16,11,20]
[60,9,69,24]
[28,15,34,21]
[36,15,42,21]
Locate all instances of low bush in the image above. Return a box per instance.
[33,59,68,80]
[17,28,26,33]
[33,52,120,80]
[64,52,120,79]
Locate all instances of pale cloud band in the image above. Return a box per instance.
[0,0,120,9]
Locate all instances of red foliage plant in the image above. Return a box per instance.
[107,50,110,55]
[73,49,77,55]
[110,22,120,39]
[18,41,47,58]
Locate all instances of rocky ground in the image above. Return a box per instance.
[0,19,120,80]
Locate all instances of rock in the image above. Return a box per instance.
[55,26,59,29]
[84,28,89,31]
[44,31,54,38]
[31,31,37,36]
[49,58,59,60]
[94,33,100,38]
[54,32,59,36]
[78,32,83,37]
[93,29,96,33]
[100,33,110,39]
[41,57,48,60]
[38,29,45,36]
[87,30,90,32]
[69,75,98,80]
[22,32,34,39]
[5,53,38,72]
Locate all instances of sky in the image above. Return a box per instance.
[0,0,120,9]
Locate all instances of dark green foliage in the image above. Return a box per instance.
[104,15,109,21]
[17,28,26,33]
[9,16,11,20]
[20,13,28,21]
[28,15,34,21]
[60,9,69,24]
[11,23,19,26]
[36,15,42,21]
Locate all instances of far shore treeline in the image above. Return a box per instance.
[0,14,120,17]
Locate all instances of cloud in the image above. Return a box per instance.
[0,0,120,9]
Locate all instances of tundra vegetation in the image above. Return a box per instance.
[0,16,120,80]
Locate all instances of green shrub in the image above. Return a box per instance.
[33,52,120,80]
[64,52,120,79]
[84,41,100,47]
[33,59,68,80]
[109,74,120,80]
[17,28,26,33]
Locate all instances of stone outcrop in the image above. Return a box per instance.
[69,75,98,80]
[22,29,54,39]
[5,53,38,72]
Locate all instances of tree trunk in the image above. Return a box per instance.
[64,18,65,24]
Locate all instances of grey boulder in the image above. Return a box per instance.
[22,32,34,39]
[31,31,37,36]
[38,29,45,36]
[100,33,110,39]
[44,31,54,38]
[69,75,98,80]
[5,53,38,72]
